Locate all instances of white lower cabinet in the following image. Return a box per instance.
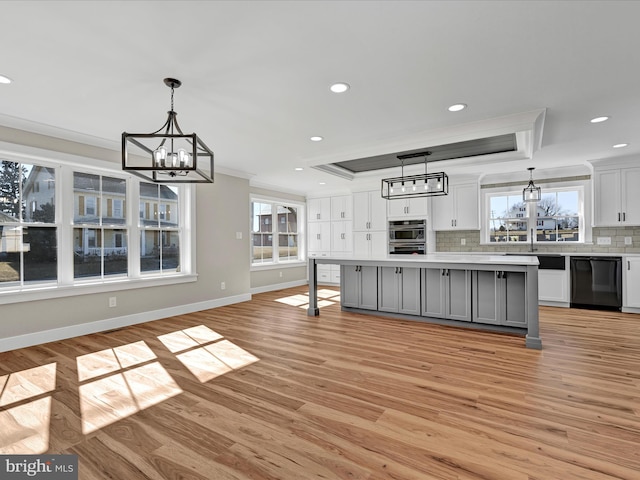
[472,270,527,327]
[341,265,378,310]
[422,268,472,322]
[378,266,421,315]
[538,269,569,304]
[624,257,640,308]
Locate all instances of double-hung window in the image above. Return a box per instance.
[73,172,128,279]
[140,183,180,274]
[251,198,303,266]
[484,184,585,244]
[0,160,57,286]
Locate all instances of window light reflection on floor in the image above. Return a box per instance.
[274,289,341,309]
[77,342,182,435]
[0,363,57,454]
[158,325,259,383]
[159,325,259,383]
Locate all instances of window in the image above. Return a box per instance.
[0,160,57,286]
[73,173,128,279]
[1,147,195,304]
[251,199,302,265]
[535,190,580,242]
[140,183,180,274]
[488,194,528,243]
[484,185,584,244]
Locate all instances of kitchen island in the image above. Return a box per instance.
[308,254,541,349]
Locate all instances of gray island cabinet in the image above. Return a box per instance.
[308,254,541,349]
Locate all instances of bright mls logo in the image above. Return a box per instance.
[1,455,78,479]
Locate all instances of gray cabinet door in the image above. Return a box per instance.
[360,266,379,310]
[378,266,399,312]
[399,267,421,315]
[502,271,527,327]
[447,269,472,322]
[422,268,445,317]
[341,265,378,310]
[473,270,500,325]
[341,265,360,308]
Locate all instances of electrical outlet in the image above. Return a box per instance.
[108,297,117,308]
[625,237,633,245]
[279,271,283,278]
[221,281,226,290]
[236,231,242,240]
[597,236,611,245]
[461,238,466,246]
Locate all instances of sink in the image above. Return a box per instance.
[505,253,566,270]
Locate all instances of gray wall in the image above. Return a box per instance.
[0,127,256,342]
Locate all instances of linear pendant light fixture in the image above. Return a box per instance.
[122,78,214,183]
[381,151,449,199]
[523,167,541,202]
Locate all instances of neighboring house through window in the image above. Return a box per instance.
[251,198,303,266]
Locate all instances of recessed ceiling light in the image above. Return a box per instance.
[448,103,467,112]
[294,167,304,171]
[590,116,609,123]
[613,143,629,148]
[330,82,350,93]
[319,182,326,185]
[0,74,12,84]
[310,136,323,142]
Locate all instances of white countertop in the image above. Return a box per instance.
[313,254,540,266]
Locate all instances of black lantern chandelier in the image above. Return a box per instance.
[523,167,541,202]
[122,78,214,183]
[381,151,449,199]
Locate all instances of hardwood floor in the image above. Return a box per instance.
[1,285,639,479]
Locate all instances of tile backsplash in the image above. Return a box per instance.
[436,226,640,254]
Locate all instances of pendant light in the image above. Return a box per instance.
[381,151,448,199]
[122,78,214,183]
[523,167,541,202]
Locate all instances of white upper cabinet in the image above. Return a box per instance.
[387,197,428,219]
[594,167,640,226]
[307,221,331,252]
[331,220,353,253]
[432,183,479,230]
[353,190,387,231]
[308,197,331,222]
[330,195,353,221]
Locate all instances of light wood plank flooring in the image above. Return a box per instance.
[1,285,639,479]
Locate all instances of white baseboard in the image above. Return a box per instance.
[622,306,640,314]
[0,293,251,353]
[250,279,307,294]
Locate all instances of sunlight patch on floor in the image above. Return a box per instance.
[0,363,56,454]
[77,342,182,434]
[275,288,341,310]
[162,325,259,383]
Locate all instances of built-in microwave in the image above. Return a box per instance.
[388,220,426,254]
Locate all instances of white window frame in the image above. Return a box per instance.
[250,195,305,270]
[481,179,591,245]
[0,143,197,306]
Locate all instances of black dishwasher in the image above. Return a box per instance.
[570,256,622,310]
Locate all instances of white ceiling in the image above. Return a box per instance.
[1,1,639,196]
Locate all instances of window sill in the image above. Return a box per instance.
[250,261,306,272]
[0,273,198,306]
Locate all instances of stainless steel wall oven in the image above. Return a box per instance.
[388,219,426,255]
